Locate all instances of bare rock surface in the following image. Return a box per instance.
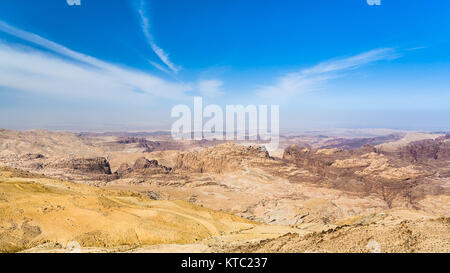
[237,209,450,253]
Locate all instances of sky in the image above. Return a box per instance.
[0,0,449,131]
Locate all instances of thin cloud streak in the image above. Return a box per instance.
[149,60,172,75]
[302,48,398,75]
[0,21,110,70]
[0,22,191,100]
[138,0,181,74]
[258,48,399,98]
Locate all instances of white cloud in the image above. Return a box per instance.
[258,48,399,98]
[148,60,172,75]
[0,22,191,101]
[302,48,398,74]
[0,21,110,71]
[197,79,225,97]
[138,0,181,74]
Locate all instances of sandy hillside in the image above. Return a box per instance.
[0,167,295,253]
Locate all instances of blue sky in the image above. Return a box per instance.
[0,0,449,131]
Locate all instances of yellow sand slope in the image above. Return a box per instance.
[0,167,264,252]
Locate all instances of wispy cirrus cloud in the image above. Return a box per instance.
[197,79,225,97]
[0,21,191,100]
[138,0,181,74]
[258,48,399,98]
[148,60,172,75]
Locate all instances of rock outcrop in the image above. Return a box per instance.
[115,163,132,176]
[175,143,271,173]
[133,157,160,170]
[281,144,448,212]
[114,157,172,178]
[397,134,450,162]
[48,157,112,175]
[118,137,163,152]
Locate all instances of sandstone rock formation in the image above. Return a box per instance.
[133,157,160,170]
[175,143,270,173]
[48,157,112,175]
[397,134,450,162]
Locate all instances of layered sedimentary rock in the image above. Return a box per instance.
[175,143,270,173]
[47,157,112,175]
[115,157,172,178]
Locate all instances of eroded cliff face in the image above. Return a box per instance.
[47,157,112,175]
[115,157,172,178]
[174,143,271,173]
[281,144,449,215]
[393,134,450,162]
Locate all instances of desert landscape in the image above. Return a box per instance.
[1,128,449,253]
[1,0,449,257]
